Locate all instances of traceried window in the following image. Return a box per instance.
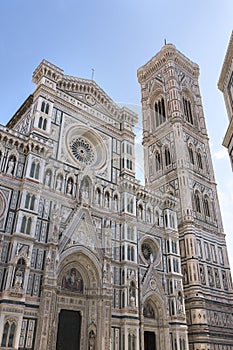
[183,97,193,124]
[104,191,110,208]
[155,97,166,127]
[25,193,36,211]
[1,320,16,347]
[96,188,101,205]
[165,146,171,166]
[21,216,32,235]
[38,116,47,130]
[30,160,40,180]
[194,191,201,213]
[203,195,210,218]
[70,137,95,165]
[197,151,203,169]
[41,101,49,114]
[155,151,161,172]
[128,333,136,350]
[188,146,194,165]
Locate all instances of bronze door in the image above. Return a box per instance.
[144,331,156,350]
[56,310,81,350]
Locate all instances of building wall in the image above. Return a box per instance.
[0,45,232,350]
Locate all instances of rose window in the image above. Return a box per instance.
[70,137,96,165]
[142,243,153,262]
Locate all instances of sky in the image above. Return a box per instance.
[0,1,233,268]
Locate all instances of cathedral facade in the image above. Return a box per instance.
[0,44,232,350]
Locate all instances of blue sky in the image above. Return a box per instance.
[1,1,233,267]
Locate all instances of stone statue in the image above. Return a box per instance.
[88,330,96,350]
[56,176,62,191]
[7,158,15,175]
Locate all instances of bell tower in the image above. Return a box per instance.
[138,44,233,350]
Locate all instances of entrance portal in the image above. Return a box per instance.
[56,309,81,350]
[144,331,156,350]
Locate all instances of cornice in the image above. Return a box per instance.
[6,95,34,129]
[137,44,199,84]
[222,117,233,148]
[32,59,63,84]
[218,31,233,91]
[0,124,52,155]
[32,60,138,126]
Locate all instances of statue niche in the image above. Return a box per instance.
[61,268,83,293]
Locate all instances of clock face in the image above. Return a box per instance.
[227,72,233,108]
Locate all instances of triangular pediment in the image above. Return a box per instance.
[59,206,102,257]
[57,76,121,120]
[142,264,166,302]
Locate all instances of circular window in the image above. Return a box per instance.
[0,192,6,219]
[66,125,107,170]
[142,243,153,262]
[140,237,161,266]
[70,137,96,165]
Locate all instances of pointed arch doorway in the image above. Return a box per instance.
[56,309,81,350]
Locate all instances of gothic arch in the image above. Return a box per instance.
[58,247,102,291]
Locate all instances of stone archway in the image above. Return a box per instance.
[141,294,170,350]
[55,248,102,350]
[36,246,111,350]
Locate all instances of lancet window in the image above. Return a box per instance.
[183,97,193,124]
[30,160,40,180]
[1,320,16,348]
[155,97,166,127]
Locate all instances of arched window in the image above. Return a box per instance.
[35,163,40,180]
[26,217,32,234]
[203,195,210,217]
[21,216,27,233]
[38,116,43,129]
[41,101,45,112]
[30,160,40,180]
[127,245,131,260]
[165,147,171,166]
[197,151,203,169]
[155,97,166,127]
[45,103,49,114]
[113,194,118,211]
[194,192,201,213]
[147,207,151,223]
[155,210,160,226]
[25,193,30,209]
[30,161,35,177]
[30,195,35,210]
[183,97,193,125]
[96,188,101,205]
[105,191,110,208]
[131,246,135,261]
[43,118,47,130]
[188,146,194,165]
[155,151,161,171]
[1,321,16,347]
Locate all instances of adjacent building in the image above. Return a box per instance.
[218,30,233,169]
[0,44,232,350]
